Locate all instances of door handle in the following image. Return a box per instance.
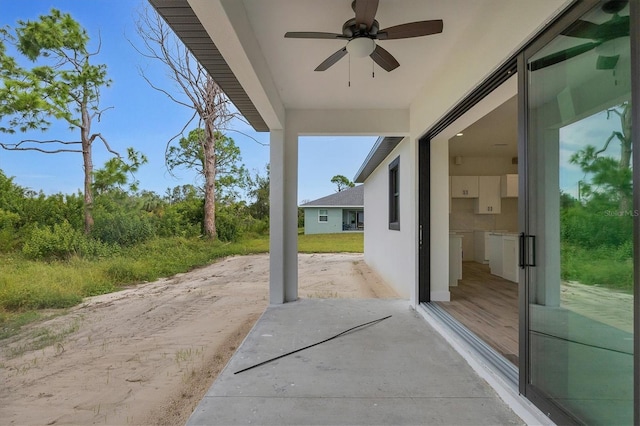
[519,233,536,268]
[519,233,525,268]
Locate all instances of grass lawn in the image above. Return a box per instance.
[298,232,363,253]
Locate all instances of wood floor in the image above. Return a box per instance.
[436,262,519,365]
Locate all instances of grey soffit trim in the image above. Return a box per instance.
[422,302,519,386]
[148,0,269,132]
[354,136,404,183]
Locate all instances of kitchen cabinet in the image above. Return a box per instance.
[450,176,478,198]
[501,174,518,198]
[489,232,519,282]
[475,176,501,214]
[449,233,463,286]
[474,230,491,264]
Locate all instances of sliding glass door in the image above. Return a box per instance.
[522,1,634,423]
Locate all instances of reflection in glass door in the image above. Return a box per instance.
[524,1,633,424]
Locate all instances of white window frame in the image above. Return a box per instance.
[318,209,328,222]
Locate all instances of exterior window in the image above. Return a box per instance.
[389,156,400,230]
[318,209,328,222]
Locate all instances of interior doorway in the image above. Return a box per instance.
[440,94,520,365]
[418,78,520,366]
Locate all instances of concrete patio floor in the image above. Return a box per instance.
[187,298,524,425]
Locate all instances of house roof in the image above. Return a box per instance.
[354,136,404,183]
[300,184,364,208]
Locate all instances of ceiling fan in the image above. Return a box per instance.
[284,0,443,72]
[530,0,629,71]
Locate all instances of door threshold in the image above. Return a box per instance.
[421,302,518,385]
[417,302,554,426]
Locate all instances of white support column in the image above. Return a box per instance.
[283,125,299,302]
[268,127,298,304]
[269,129,286,304]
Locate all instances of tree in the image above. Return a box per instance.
[164,184,201,204]
[93,148,148,195]
[167,128,249,202]
[0,9,128,234]
[569,102,632,211]
[133,6,240,239]
[0,28,50,134]
[331,175,355,192]
[248,166,270,221]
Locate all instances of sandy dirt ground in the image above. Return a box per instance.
[561,280,633,333]
[0,253,398,426]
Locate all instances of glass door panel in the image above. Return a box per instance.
[525,2,633,424]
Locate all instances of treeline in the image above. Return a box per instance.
[0,168,270,261]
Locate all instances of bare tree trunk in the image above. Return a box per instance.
[618,103,632,212]
[81,101,94,235]
[203,120,216,239]
[135,9,240,240]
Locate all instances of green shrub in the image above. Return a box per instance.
[0,208,20,229]
[22,222,115,260]
[154,205,201,238]
[92,211,155,246]
[215,208,239,242]
[561,243,633,290]
[0,210,20,252]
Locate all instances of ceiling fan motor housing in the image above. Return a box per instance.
[342,18,379,38]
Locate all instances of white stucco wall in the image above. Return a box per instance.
[364,138,416,300]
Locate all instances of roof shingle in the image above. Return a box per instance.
[300,185,364,207]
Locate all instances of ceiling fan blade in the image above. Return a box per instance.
[561,19,601,39]
[285,32,347,39]
[562,15,629,40]
[529,41,599,71]
[599,15,630,39]
[377,20,443,40]
[315,47,348,71]
[354,0,379,31]
[370,44,399,72]
[596,54,619,69]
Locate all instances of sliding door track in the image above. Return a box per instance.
[421,302,518,387]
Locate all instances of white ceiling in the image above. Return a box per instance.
[242,0,550,111]
[448,95,518,158]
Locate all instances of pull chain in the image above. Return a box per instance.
[372,59,375,78]
[348,54,351,87]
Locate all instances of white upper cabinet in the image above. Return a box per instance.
[450,176,479,198]
[501,174,518,198]
[475,176,501,214]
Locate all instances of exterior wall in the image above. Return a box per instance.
[303,208,343,234]
[364,138,415,300]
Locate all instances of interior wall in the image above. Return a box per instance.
[429,138,451,301]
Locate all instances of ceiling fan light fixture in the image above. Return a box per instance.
[346,37,375,57]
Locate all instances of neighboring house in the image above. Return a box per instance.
[300,185,364,234]
[151,1,639,424]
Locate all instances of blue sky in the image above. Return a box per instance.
[559,107,627,199]
[0,1,375,202]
